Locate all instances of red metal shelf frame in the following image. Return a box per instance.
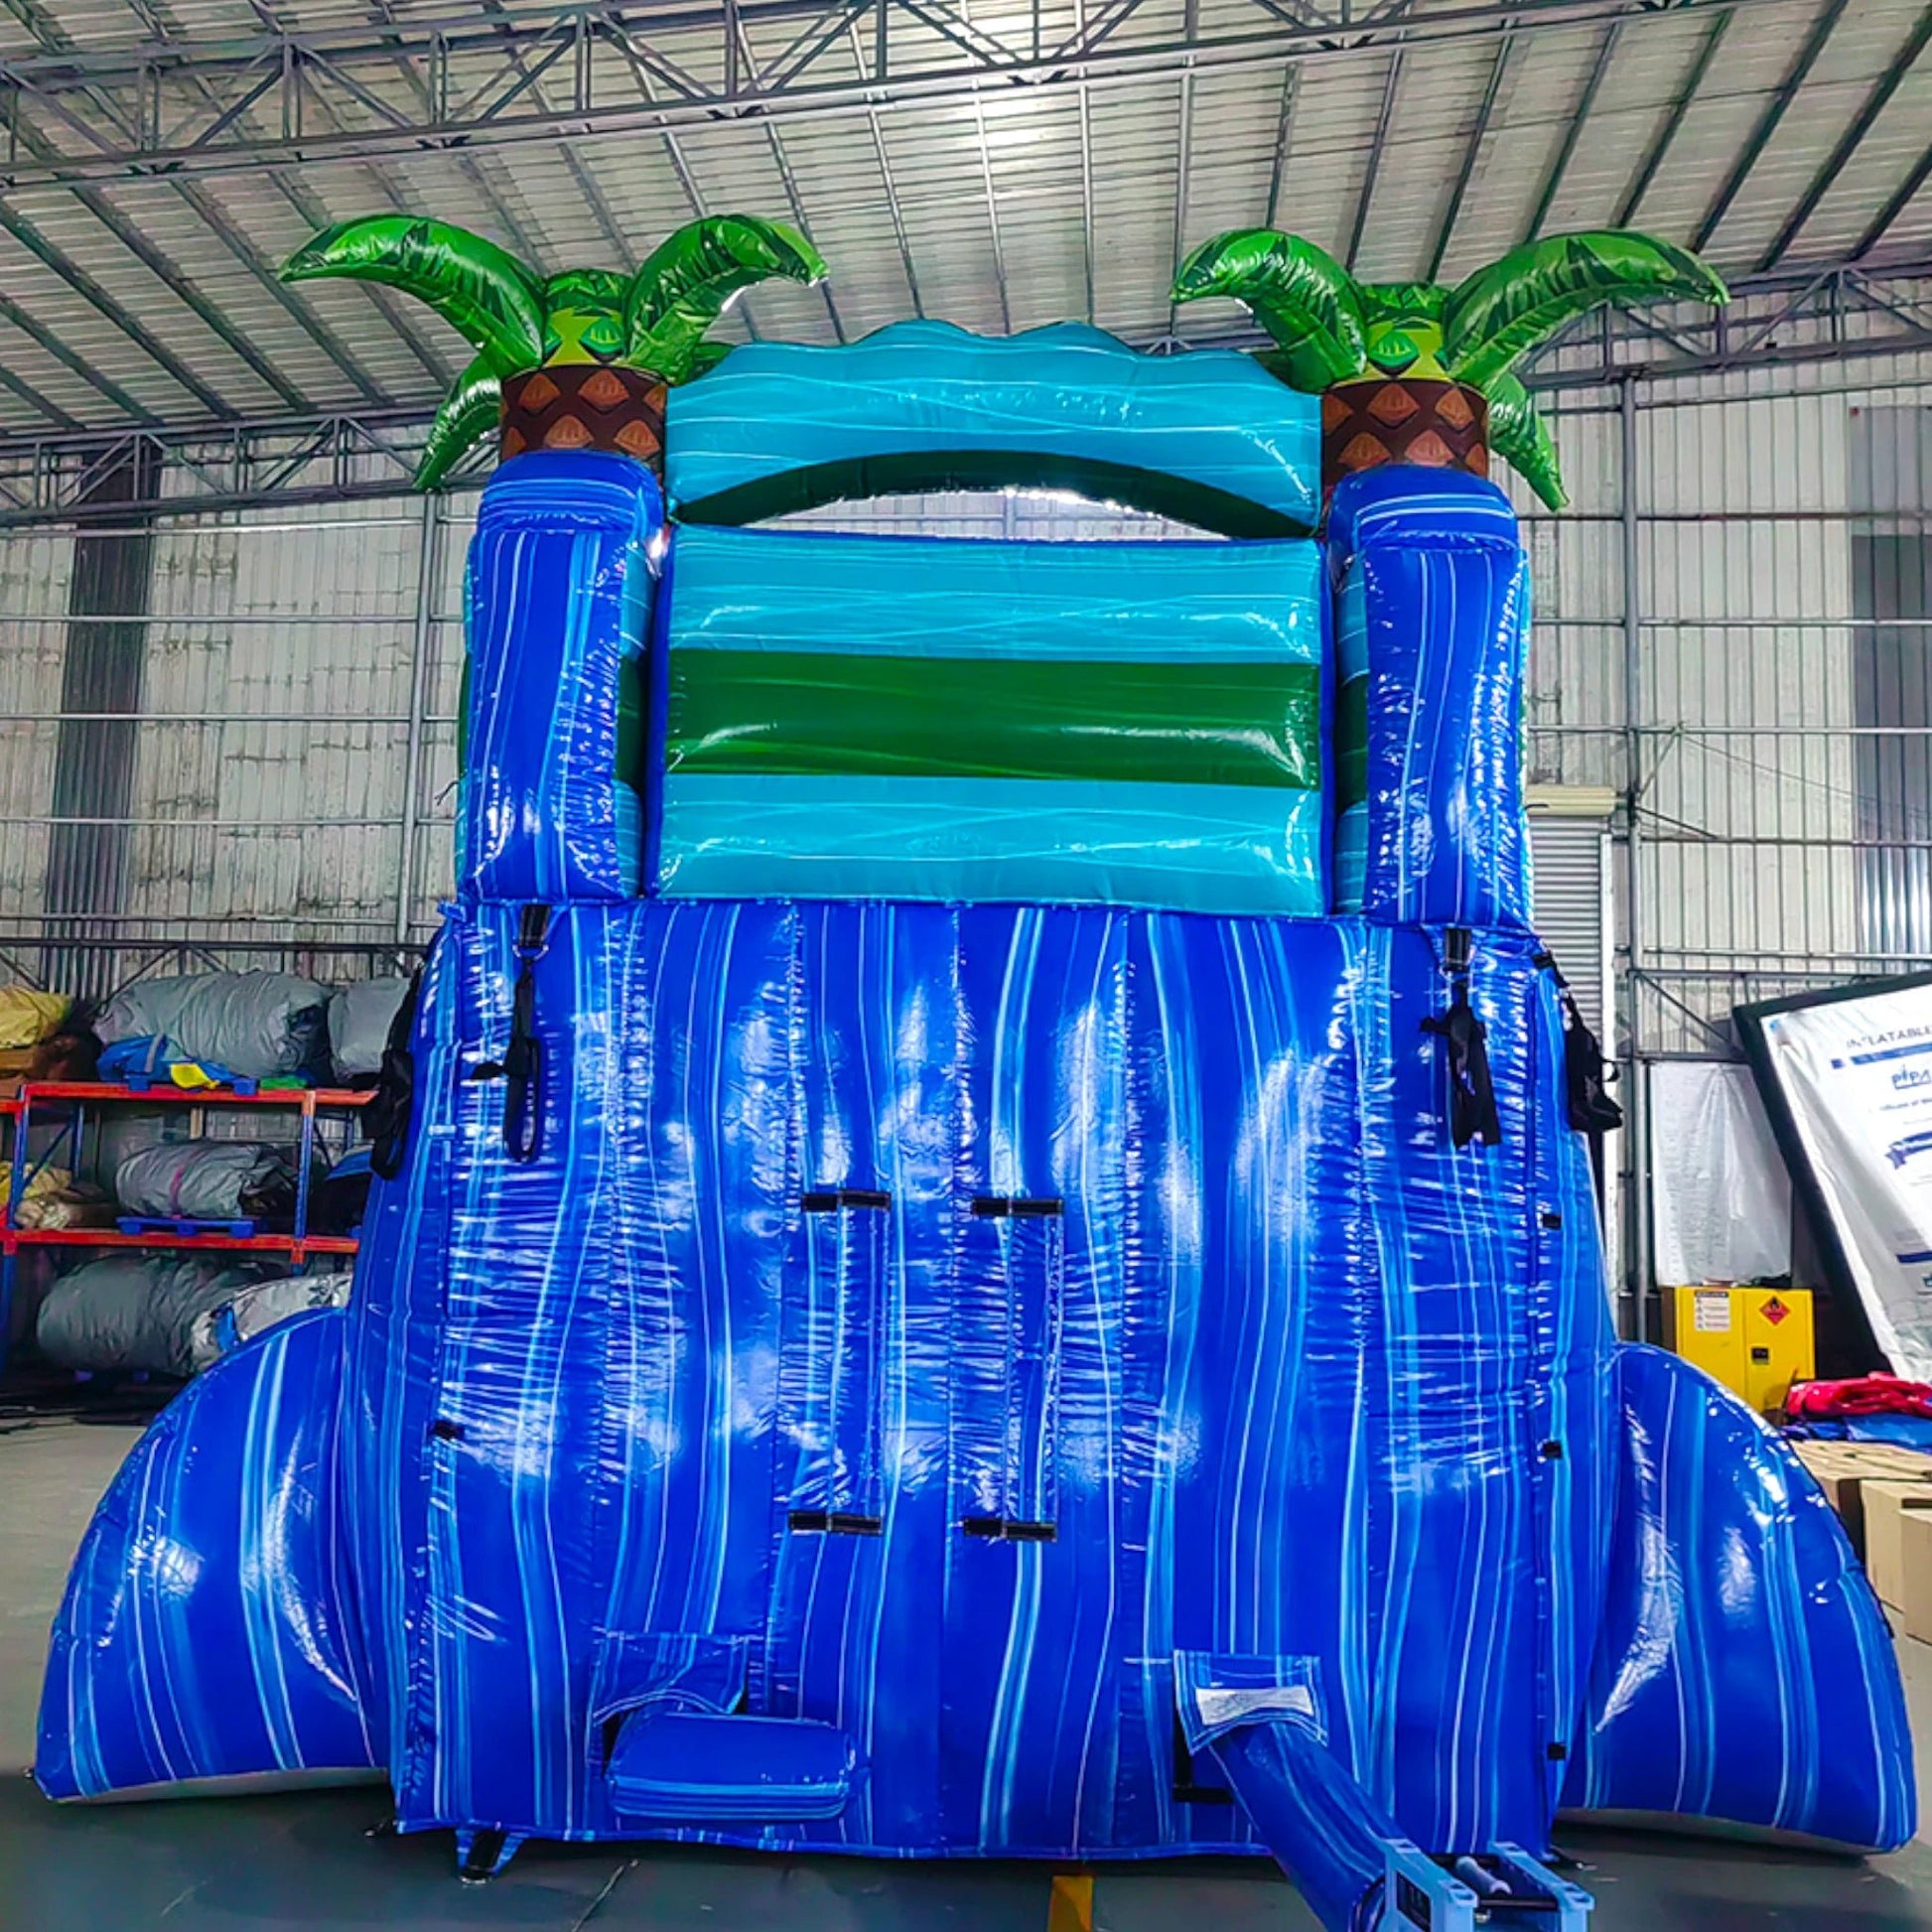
[1,1083,371,1270]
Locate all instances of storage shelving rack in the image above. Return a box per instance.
[0,1081,369,1377]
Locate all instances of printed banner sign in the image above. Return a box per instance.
[1738,972,1932,1379]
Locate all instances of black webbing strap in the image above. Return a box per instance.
[472,903,550,1166]
[1532,949,1624,1138]
[1421,926,1502,1149]
[365,959,424,1183]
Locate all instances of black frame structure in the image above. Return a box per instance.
[1734,968,1932,1379]
[0,0,1920,465]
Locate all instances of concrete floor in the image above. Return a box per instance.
[7,1421,1932,1931]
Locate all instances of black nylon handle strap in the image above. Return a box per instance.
[502,904,551,1166]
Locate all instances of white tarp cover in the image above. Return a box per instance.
[1650,1061,1792,1289]
[1750,977,1932,1379]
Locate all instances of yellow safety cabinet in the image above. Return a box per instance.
[1663,1285,1816,1413]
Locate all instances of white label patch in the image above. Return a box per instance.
[1694,1291,1732,1333]
[1193,1684,1315,1731]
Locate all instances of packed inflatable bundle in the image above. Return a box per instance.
[94,971,330,1081]
[114,1140,312,1225]
[37,1253,278,1377]
[327,978,412,1082]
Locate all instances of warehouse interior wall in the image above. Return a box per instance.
[3,356,1931,1322]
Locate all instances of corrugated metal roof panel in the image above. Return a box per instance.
[1793,62,1932,257]
[0,0,1921,441]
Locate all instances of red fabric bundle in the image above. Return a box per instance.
[1787,1374,1932,1420]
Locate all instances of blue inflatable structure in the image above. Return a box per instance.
[36,323,1915,1930]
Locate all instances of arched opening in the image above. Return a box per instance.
[674,453,1305,541]
[765,484,1225,545]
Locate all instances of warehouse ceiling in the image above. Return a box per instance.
[0,0,1926,442]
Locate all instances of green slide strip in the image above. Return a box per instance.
[1335,675,1368,810]
[667,650,1321,790]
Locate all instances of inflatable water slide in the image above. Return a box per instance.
[33,294,1914,1932]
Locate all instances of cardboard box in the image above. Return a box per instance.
[1791,1443,1932,1557]
[1861,1478,1932,1608]
[1816,1445,1932,1480]
[1803,1459,1876,1555]
[1900,1509,1932,1644]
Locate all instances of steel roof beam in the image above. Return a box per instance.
[1262,59,1298,230]
[342,0,552,279]
[111,0,396,405]
[845,21,924,317]
[473,0,636,266]
[1613,8,1727,227]
[615,42,767,345]
[0,360,84,430]
[970,89,1014,335]
[1427,28,1512,281]
[1167,47,1193,332]
[1855,137,1932,260]
[0,292,158,420]
[1345,45,1403,271]
[1758,2,1932,269]
[0,0,256,415]
[348,0,555,276]
[726,8,848,341]
[0,0,1787,190]
[41,172,312,411]
[0,202,235,416]
[1692,0,1850,253]
[1060,0,1104,320]
[945,0,1013,338]
[236,7,458,388]
[0,0,421,425]
[176,180,396,404]
[1521,17,1617,242]
[127,14,413,404]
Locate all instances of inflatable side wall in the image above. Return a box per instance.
[37,325,1913,1929]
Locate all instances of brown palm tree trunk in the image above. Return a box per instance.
[500,365,669,473]
[1320,377,1489,497]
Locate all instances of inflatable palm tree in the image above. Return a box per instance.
[1171,230,1725,508]
[283,214,825,486]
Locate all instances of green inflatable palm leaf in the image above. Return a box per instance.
[415,353,502,492]
[1447,230,1727,390]
[625,215,826,380]
[282,216,545,375]
[1170,221,1721,510]
[1484,371,1567,512]
[284,210,824,489]
[1170,230,1368,392]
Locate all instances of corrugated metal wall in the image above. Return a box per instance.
[1518,362,1932,1066]
[0,531,75,944]
[3,361,1931,1306]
